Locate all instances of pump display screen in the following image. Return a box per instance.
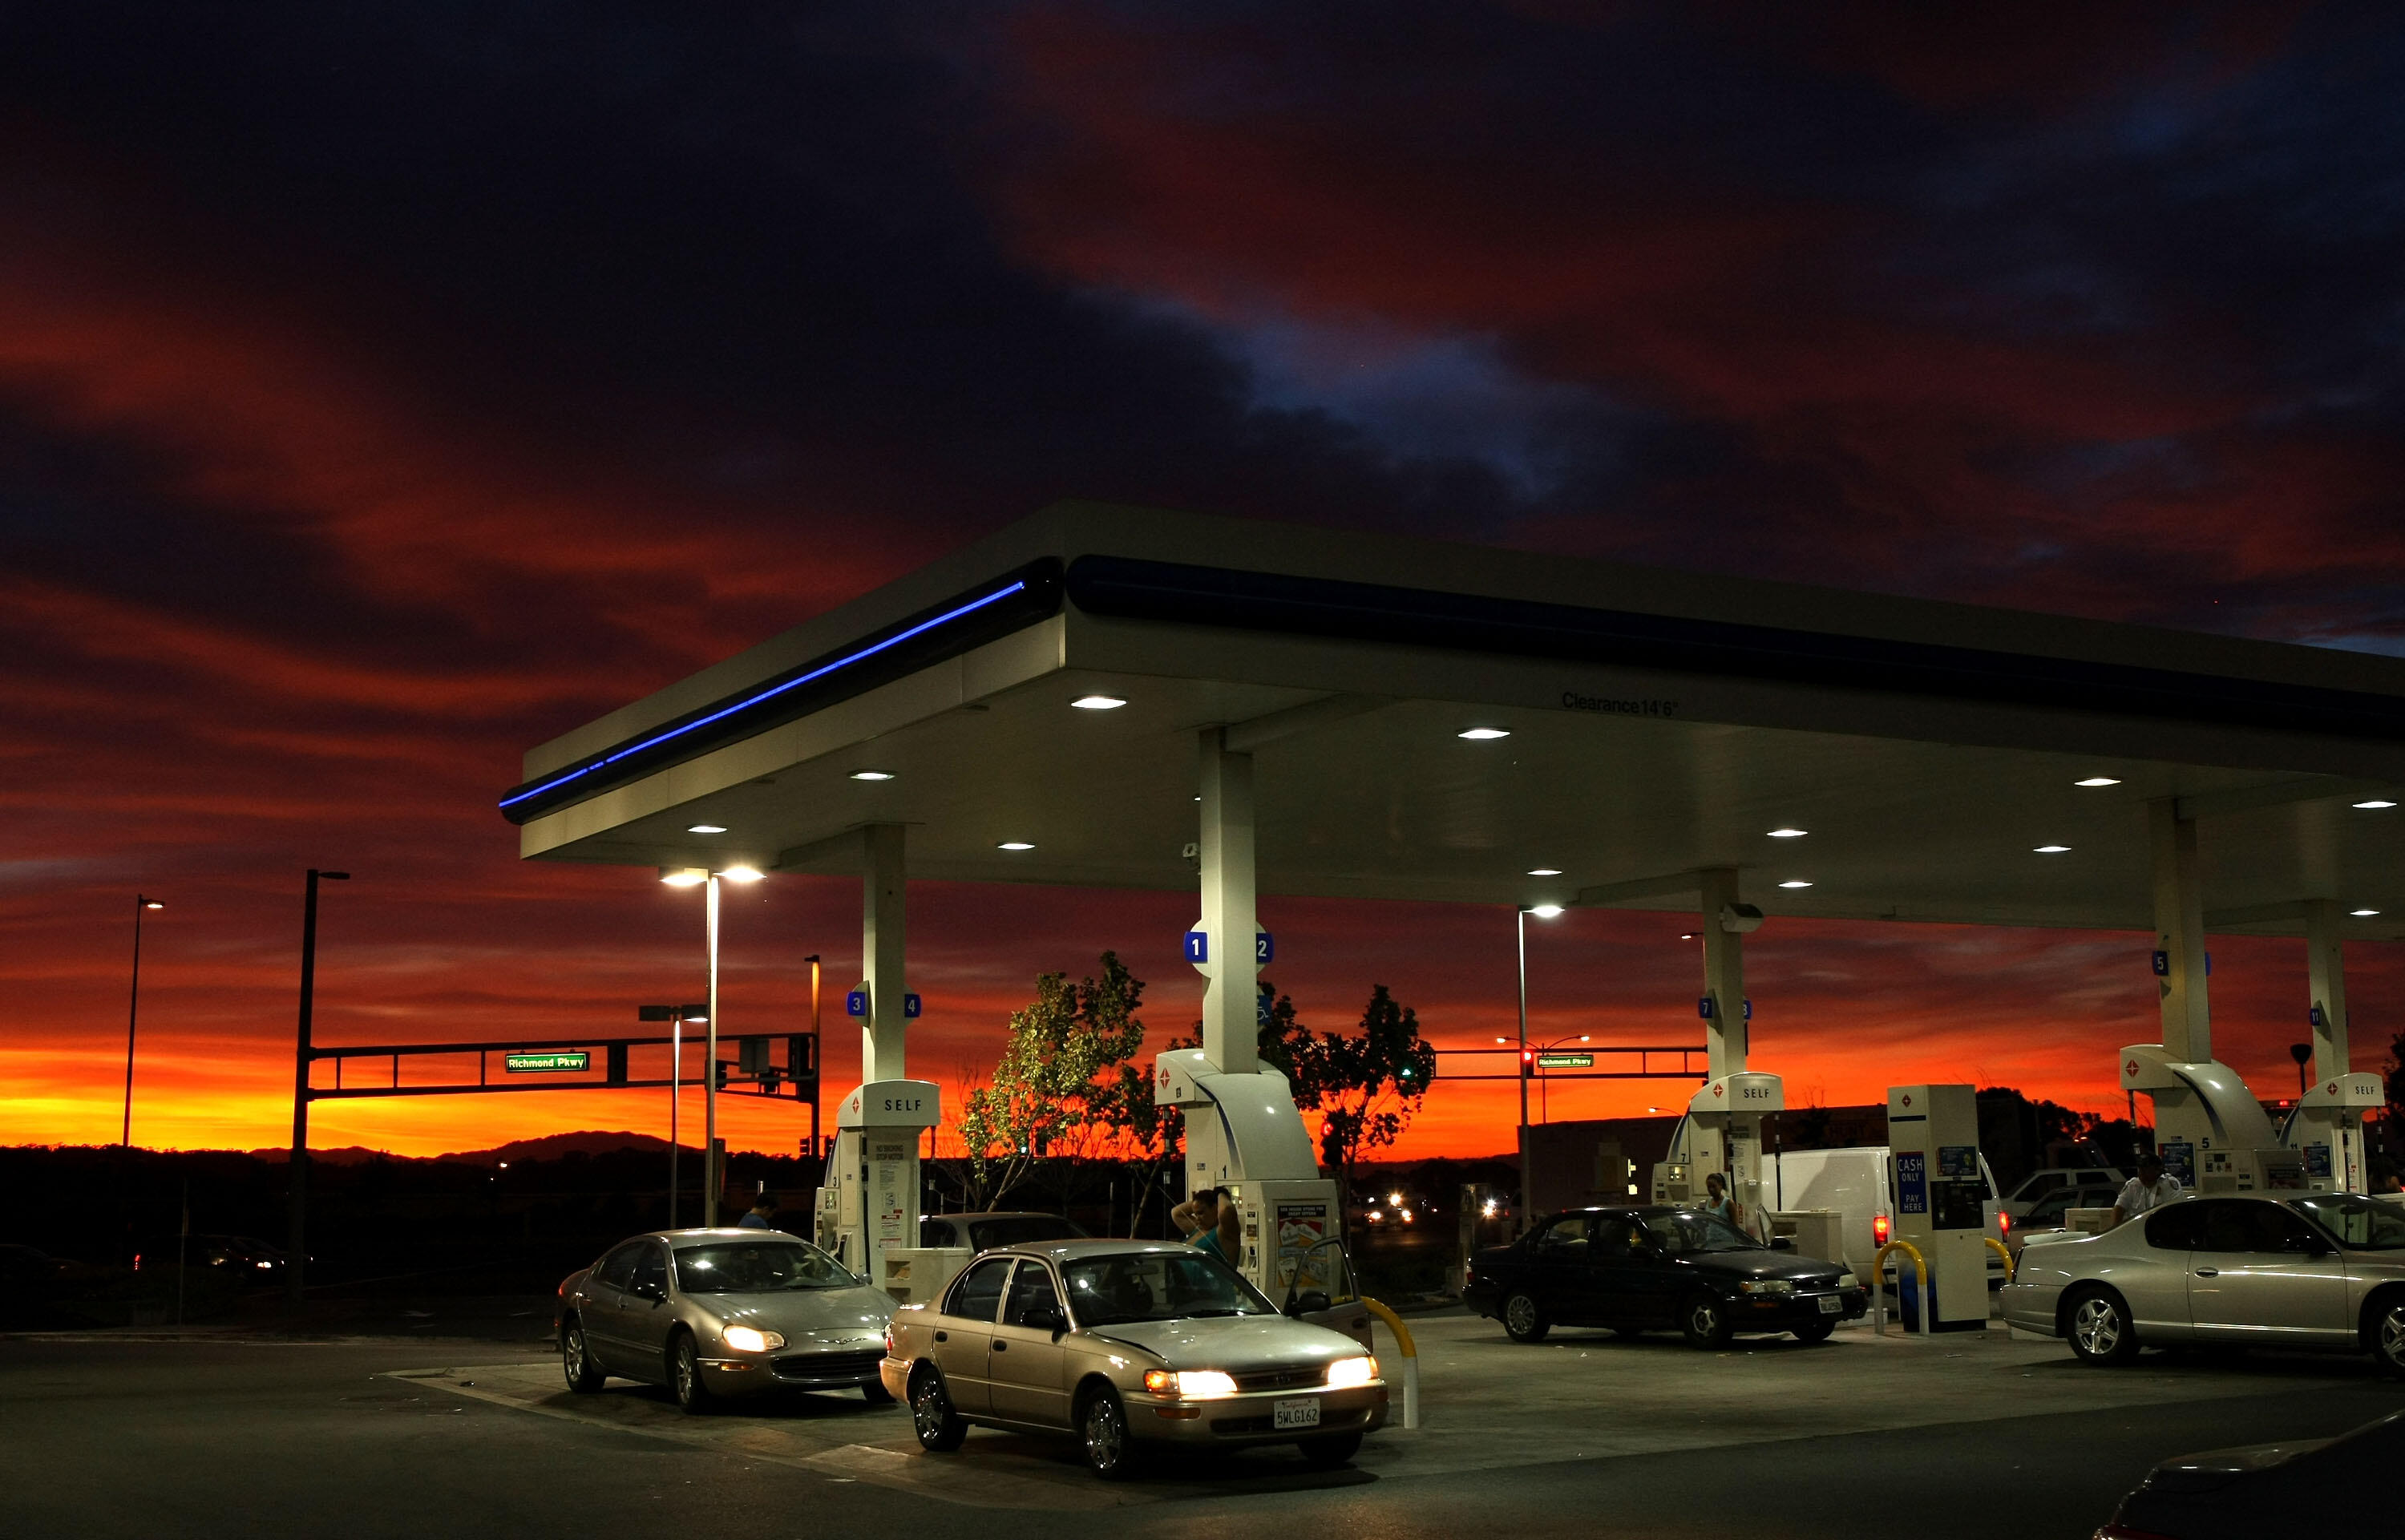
[1930,1182,1986,1231]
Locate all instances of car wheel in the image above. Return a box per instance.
[1079,1385,1141,1481]
[1681,1294,1732,1349]
[1790,1319,1834,1344]
[1502,1291,1550,1343]
[2066,1288,2138,1365]
[2369,1295,2405,1379]
[909,1367,966,1451]
[560,1318,605,1393]
[1298,1431,1363,1468]
[669,1331,717,1413]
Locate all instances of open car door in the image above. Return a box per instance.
[1282,1237,1375,1351]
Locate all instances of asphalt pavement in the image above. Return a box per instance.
[5,1319,2401,1540]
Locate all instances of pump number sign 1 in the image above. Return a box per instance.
[505,1051,588,1073]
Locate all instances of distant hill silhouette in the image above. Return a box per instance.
[236,1130,685,1164]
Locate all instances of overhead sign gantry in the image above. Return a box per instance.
[507,503,2405,1275]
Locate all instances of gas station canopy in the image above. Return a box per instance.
[507,503,2405,938]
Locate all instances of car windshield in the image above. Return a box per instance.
[1061,1251,1279,1325]
[2291,1195,2405,1251]
[1642,1212,1764,1255]
[674,1241,859,1292]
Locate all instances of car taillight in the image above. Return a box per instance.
[883,1326,893,1356]
[1873,1214,1890,1247]
[1999,1211,2011,1237]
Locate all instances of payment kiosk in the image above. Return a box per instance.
[814,1078,940,1296]
[1886,1084,1988,1332]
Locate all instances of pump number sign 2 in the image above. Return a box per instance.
[505,1051,589,1073]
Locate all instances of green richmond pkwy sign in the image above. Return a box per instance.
[504,1051,590,1073]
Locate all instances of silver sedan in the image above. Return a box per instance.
[2002,1192,2405,1374]
[555,1228,896,1412]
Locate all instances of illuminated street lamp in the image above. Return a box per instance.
[120,895,164,1148]
[638,1002,709,1226]
[1514,902,1563,1235]
[661,863,763,1224]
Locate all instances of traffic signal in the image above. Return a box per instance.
[1521,1049,1535,1078]
[713,1058,730,1091]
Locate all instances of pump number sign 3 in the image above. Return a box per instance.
[505,1051,589,1073]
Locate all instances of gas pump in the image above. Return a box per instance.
[813,1078,940,1296]
[1886,1084,1987,1332]
[1155,1047,1342,1300]
[1651,1071,1784,1237]
[2119,1046,2307,1195]
[2282,1071,2383,1194]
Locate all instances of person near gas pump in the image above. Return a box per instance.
[2110,1154,2181,1228]
[1172,1187,1243,1263]
[738,1192,778,1230]
[1702,1172,1740,1228]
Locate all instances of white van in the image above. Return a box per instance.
[1762,1146,2007,1283]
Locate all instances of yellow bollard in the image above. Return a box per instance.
[1871,1239,1931,1337]
[1983,1236,2015,1283]
[1359,1296,1420,1429]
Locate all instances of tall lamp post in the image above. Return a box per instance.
[289,868,350,1305]
[121,895,164,1147]
[661,863,763,1226]
[1513,903,1563,1233]
[638,1002,709,1226]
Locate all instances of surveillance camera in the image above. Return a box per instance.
[1719,902,1764,934]
[1182,841,1200,871]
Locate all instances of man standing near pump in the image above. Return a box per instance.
[2109,1154,2182,1229]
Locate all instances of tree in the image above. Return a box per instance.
[2384,1029,2405,1129]
[1258,981,1437,1226]
[952,952,1149,1211]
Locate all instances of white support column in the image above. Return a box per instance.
[1198,730,1259,1076]
[2149,799,2211,1063]
[863,823,907,1085]
[1700,867,1746,1080]
[2305,898,2350,1079]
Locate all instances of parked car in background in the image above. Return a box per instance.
[2000,1165,2129,1222]
[2093,1407,2405,1540]
[920,1212,1090,1251]
[556,1228,895,1413]
[2004,1182,2124,1261]
[1464,1207,1868,1348]
[883,1240,1385,1477]
[2003,1192,2405,1375]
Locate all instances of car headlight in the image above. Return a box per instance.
[721,1325,786,1353]
[1141,1368,1239,1400]
[1836,1274,1857,1290]
[1324,1355,1378,1388]
[1737,1279,1794,1295]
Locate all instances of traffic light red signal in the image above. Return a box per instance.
[1521,1049,1536,1077]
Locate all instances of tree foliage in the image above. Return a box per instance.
[953,952,1156,1211]
[1256,981,1437,1188]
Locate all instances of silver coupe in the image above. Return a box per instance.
[556,1228,896,1412]
[2002,1192,2405,1374]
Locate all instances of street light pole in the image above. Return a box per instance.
[1515,907,1530,1235]
[121,895,163,1147]
[288,868,349,1306]
[705,872,722,1226]
[671,1007,685,1227]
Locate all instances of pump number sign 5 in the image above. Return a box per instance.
[505,1051,589,1073]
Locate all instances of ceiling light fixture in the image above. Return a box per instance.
[2354,800,2397,810]
[2353,907,2381,917]
[2034,845,2072,854]
[850,770,895,782]
[718,867,764,883]
[1457,727,1510,740]
[2076,778,2122,787]
[997,841,1035,851]
[1778,880,1813,889]
[1526,867,1562,876]
[1070,694,1126,710]
[658,867,708,887]
[686,824,727,835]
[1766,828,1807,839]
[1527,903,1564,918]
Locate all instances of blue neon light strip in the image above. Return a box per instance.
[500,579,1030,812]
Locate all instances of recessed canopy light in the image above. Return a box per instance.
[2354,800,2398,810]
[997,841,1035,851]
[850,770,894,782]
[1071,694,1126,710]
[1766,828,1808,839]
[2353,907,2381,917]
[2034,845,2072,855]
[719,866,764,883]
[1679,932,1697,940]
[1527,903,1564,918]
[1457,727,1510,740]
[1526,867,1562,876]
[2076,778,2122,788]
[1778,880,1813,889]
[686,824,727,835]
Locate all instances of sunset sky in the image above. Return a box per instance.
[6,4,2403,1161]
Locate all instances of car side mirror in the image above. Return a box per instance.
[2285,1235,2332,1257]
[633,1281,665,1302]
[1289,1290,1332,1316]
[1025,1304,1065,1333]
[1771,1238,1794,1251]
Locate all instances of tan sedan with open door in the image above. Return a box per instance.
[881,1240,1388,1478]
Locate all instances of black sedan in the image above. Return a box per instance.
[1462,1207,1868,1348]
[2095,1407,2403,1539]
